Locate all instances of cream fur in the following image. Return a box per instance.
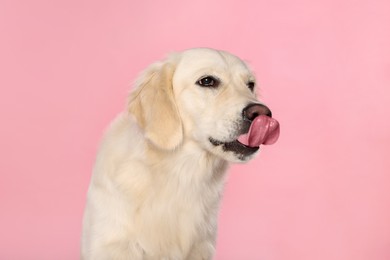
[81,48,265,259]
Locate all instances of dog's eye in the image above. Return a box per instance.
[247,81,255,92]
[196,76,220,88]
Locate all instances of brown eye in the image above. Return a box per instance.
[196,76,220,88]
[247,81,255,92]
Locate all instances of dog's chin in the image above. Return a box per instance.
[208,137,259,163]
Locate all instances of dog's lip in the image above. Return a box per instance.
[209,137,259,157]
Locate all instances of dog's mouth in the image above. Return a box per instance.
[209,115,280,160]
[209,138,260,159]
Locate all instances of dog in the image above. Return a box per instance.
[81,48,280,259]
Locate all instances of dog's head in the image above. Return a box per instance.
[128,48,279,162]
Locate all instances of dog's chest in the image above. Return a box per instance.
[132,156,228,256]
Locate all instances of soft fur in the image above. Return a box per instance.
[82,48,268,259]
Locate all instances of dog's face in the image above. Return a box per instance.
[129,48,276,162]
[172,49,265,162]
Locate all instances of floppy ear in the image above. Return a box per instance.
[128,61,183,150]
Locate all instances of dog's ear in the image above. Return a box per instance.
[128,60,183,150]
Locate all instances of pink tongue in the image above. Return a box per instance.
[237,115,280,147]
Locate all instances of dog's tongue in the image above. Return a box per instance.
[238,115,280,147]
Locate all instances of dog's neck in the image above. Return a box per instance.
[144,140,229,185]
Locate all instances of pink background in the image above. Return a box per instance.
[1,0,390,259]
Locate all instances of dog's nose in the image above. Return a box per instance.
[243,103,272,121]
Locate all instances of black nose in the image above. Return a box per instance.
[243,103,272,121]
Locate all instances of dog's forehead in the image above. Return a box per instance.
[176,48,251,75]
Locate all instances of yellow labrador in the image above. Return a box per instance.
[81,48,280,259]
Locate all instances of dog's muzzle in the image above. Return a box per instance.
[209,103,280,160]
